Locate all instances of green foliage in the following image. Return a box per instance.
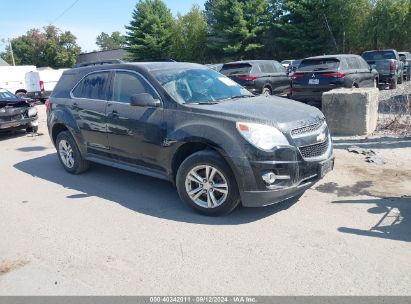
[368,0,411,50]
[125,0,175,61]
[2,26,81,68]
[171,5,208,63]
[96,31,126,51]
[205,0,270,61]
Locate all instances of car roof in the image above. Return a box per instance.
[72,62,206,74]
[362,49,396,53]
[303,54,359,60]
[223,60,277,65]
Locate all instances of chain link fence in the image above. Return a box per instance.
[377,91,411,135]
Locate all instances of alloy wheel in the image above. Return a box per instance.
[58,139,75,169]
[185,165,229,209]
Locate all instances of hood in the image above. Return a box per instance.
[0,98,28,108]
[186,95,325,132]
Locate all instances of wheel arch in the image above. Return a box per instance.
[15,89,27,95]
[171,141,240,186]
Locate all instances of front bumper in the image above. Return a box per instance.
[240,156,334,207]
[0,117,38,131]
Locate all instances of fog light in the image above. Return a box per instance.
[262,172,277,185]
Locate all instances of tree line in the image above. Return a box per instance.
[1,0,411,68]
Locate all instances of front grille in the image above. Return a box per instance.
[299,139,329,159]
[291,120,325,137]
[0,114,23,122]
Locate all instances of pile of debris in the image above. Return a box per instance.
[347,146,386,165]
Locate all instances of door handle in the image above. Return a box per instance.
[109,110,119,118]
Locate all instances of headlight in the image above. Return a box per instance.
[236,122,289,151]
[28,107,38,117]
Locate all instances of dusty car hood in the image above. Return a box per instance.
[187,95,325,131]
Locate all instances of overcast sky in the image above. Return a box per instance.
[0,0,205,53]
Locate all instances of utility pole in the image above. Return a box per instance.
[8,38,15,66]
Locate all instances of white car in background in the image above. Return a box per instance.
[0,65,37,97]
[26,68,68,102]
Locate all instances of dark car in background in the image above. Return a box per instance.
[399,52,411,81]
[220,60,290,96]
[47,62,333,216]
[290,55,378,104]
[287,59,302,74]
[0,89,38,133]
[362,49,404,89]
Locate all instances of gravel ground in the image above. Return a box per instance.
[377,81,411,136]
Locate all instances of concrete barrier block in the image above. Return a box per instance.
[322,88,379,136]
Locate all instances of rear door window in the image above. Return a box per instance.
[72,72,110,100]
[298,58,340,71]
[112,71,158,103]
[220,63,253,76]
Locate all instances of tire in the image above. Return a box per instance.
[262,87,272,96]
[390,77,397,89]
[374,78,379,89]
[15,92,27,98]
[56,131,89,175]
[26,126,38,133]
[176,150,240,216]
[398,73,403,84]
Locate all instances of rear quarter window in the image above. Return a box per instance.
[259,62,276,73]
[51,72,81,98]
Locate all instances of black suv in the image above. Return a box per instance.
[47,62,334,215]
[220,60,291,96]
[290,55,378,103]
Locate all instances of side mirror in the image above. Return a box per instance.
[130,93,160,107]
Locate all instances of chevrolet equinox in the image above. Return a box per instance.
[47,62,334,216]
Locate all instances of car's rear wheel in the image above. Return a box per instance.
[176,150,240,216]
[15,92,27,98]
[56,131,89,174]
[390,77,397,89]
[26,126,38,133]
[398,72,403,84]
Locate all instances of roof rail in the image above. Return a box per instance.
[74,59,125,68]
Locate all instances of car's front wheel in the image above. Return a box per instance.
[56,131,89,174]
[176,150,240,216]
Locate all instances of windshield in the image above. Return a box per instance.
[152,68,253,104]
[362,51,396,61]
[298,58,340,71]
[0,90,19,100]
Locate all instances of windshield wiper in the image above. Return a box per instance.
[218,95,255,102]
[185,101,219,105]
[313,67,329,71]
